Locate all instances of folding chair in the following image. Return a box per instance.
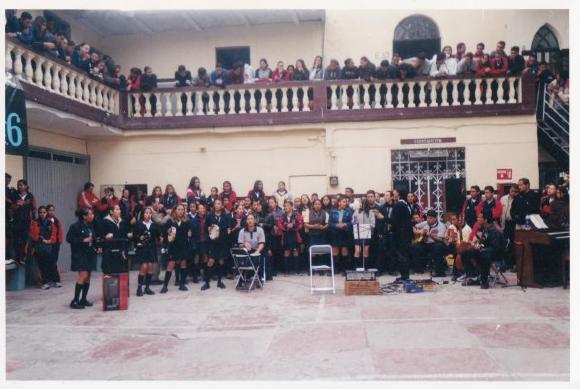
[489,239,510,288]
[309,245,335,294]
[231,248,263,292]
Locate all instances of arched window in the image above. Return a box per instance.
[393,14,441,59]
[531,25,561,72]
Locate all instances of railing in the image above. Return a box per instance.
[5,38,119,115]
[536,82,569,159]
[5,38,536,130]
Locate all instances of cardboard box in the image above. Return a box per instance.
[345,280,380,296]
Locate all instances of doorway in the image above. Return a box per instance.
[391,147,466,219]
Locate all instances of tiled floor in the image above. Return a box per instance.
[5,271,570,380]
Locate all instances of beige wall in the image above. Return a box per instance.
[324,9,569,63]
[98,22,323,78]
[28,127,88,155]
[86,115,538,198]
[5,155,24,182]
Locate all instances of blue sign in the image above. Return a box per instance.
[5,83,29,156]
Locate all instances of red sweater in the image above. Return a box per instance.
[219,191,238,212]
[30,219,57,244]
[78,190,100,211]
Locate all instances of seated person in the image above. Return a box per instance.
[411,210,448,276]
[237,214,267,282]
[461,216,506,289]
[445,213,472,280]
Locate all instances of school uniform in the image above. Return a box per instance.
[162,193,181,210]
[307,209,328,246]
[272,190,292,209]
[66,220,97,272]
[133,220,161,264]
[219,191,237,212]
[206,212,233,260]
[164,218,192,261]
[10,191,36,263]
[277,211,304,250]
[247,190,266,204]
[477,197,503,223]
[98,215,130,274]
[391,199,414,280]
[119,197,133,224]
[78,190,100,212]
[49,216,63,283]
[462,196,482,228]
[30,218,58,285]
[328,207,354,248]
[186,188,207,206]
[131,194,147,221]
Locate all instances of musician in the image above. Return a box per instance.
[366,190,385,274]
[185,176,207,206]
[379,191,396,275]
[510,178,540,226]
[203,199,231,291]
[500,184,518,269]
[328,196,354,275]
[133,207,161,296]
[98,204,132,275]
[277,200,305,275]
[352,198,375,270]
[237,214,266,281]
[540,183,557,218]
[445,213,472,280]
[391,189,413,281]
[478,186,502,223]
[161,204,192,293]
[461,185,482,228]
[66,208,97,309]
[461,216,506,289]
[411,210,448,277]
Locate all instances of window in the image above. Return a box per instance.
[532,25,561,73]
[393,14,441,59]
[216,46,251,70]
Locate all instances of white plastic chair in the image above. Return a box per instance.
[309,245,336,294]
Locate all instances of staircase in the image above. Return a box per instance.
[536,82,569,168]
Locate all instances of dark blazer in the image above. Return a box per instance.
[391,200,413,248]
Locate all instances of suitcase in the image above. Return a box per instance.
[102,273,129,311]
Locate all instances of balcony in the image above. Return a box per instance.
[6,38,537,132]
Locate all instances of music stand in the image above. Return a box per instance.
[353,223,372,271]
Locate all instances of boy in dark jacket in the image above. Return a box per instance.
[175,65,192,87]
[141,66,158,92]
[507,46,525,76]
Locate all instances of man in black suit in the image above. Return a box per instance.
[391,189,414,281]
[510,177,540,226]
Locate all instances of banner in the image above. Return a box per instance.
[5,74,29,156]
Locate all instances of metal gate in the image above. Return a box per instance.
[26,149,90,272]
[391,147,466,218]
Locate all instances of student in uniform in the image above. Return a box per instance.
[277,200,304,275]
[206,186,219,210]
[148,186,163,206]
[304,199,329,268]
[133,207,161,296]
[321,195,332,212]
[196,203,210,279]
[264,197,283,277]
[203,199,231,290]
[162,184,181,210]
[30,206,58,290]
[97,187,120,219]
[352,198,375,270]
[379,191,397,274]
[272,181,292,209]
[46,204,63,287]
[391,189,413,281]
[130,188,147,222]
[98,204,132,275]
[186,176,207,206]
[161,204,192,293]
[119,188,134,225]
[78,182,100,213]
[187,201,201,283]
[328,196,354,274]
[67,208,97,309]
[462,185,482,228]
[220,181,237,213]
[11,179,36,266]
[247,180,266,204]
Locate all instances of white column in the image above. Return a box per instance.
[451,80,460,106]
[52,65,61,93]
[43,62,53,91]
[109,91,117,114]
[418,81,427,108]
[363,84,371,109]
[185,92,193,116]
[352,84,360,109]
[330,85,338,110]
[143,93,152,117]
[96,85,103,107]
[238,90,247,114]
[23,52,34,81]
[291,87,299,112]
[68,73,77,98]
[373,83,380,109]
[249,89,257,113]
[13,49,23,79]
[303,87,311,112]
[396,83,404,108]
[195,91,204,115]
[260,89,268,113]
[484,79,492,105]
[497,78,507,104]
[175,92,183,115]
[385,83,394,109]
[217,90,226,115]
[103,89,109,111]
[508,77,517,104]
[281,88,289,112]
[517,77,523,103]
[6,41,14,73]
[474,79,482,105]
[206,91,216,115]
[82,78,90,103]
[134,94,142,117]
[34,56,45,87]
[60,68,69,96]
[440,81,450,107]
[89,81,97,106]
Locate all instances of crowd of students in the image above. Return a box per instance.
[5,171,570,310]
[7,10,568,98]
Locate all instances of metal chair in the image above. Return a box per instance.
[309,245,335,294]
[489,239,510,288]
[231,247,263,292]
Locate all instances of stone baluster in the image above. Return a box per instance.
[68,73,76,98]
[290,87,298,112]
[13,49,23,79]
[195,91,204,115]
[96,85,103,108]
[52,65,61,93]
[440,81,450,107]
[60,68,69,96]
[110,91,117,114]
[517,77,522,103]
[330,85,338,110]
[249,89,257,113]
[6,41,14,73]
[281,88,289,112]
[103,89,109,111]
[474,79,483,105]
[82,78,90,103]
[385,83,394,109]
[508,77,517,104]
[303,87,311,112]
[206,91,215,115]
[257,89,266,113]
[23,52,34,81]
[238,90,247,114]
[34,57,45,88]
[396,83,404,108]
[185,92,193,116]
[133,94,142,117]
[373,83,380,109]
[484,79,492,105]
[89,81,97,106]
[363,84,371,109]
[43,62,53,91]
[498,78,507,104]
[418,81,427,107]
[143,93,152,117]
[217,90,226,115]
[352,84,360,110]
[175,92,183,116]
[451,80,460,106]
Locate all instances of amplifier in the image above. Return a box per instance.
[103,273,129,311]
[346,269,377,281]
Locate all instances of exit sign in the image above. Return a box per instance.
[497,169,512,180]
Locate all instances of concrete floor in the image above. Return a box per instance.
[5,271,570,381]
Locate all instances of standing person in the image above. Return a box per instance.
[321,195,332,212]
[272,61,289,82]
[456,42,467,61]
[162,184,181,211]
[206,186,219,210]
[97,187,120,220]
[133,207,161,296]
[277,200,304,275]
[119,188,134,225]
[510,178,540,227]
[66,208,97,309]
[477,186,503,224]
[462,186,482,228]
[500,184,519,270]
[272,181,292,209]
[391,189,413,281]
[324,59,342,80]
[506,46,525,76]
[264,197,283,277]
[255,58,273,82]
[46,204,63,287]
[186,201,201,283]
[305,198,328,247]
[130,188,147,222]
[309,55,324,80]
[11,179,36,266]
[203,199,231,290]
[292,59,310,81]
[247,180,266,204]
[366,190,384,273]
[148,186,163,207]
[78,182,100,212]
[196,203,210,279]
[328,196,354,275]
[30,206,58,290]
[474,42,486,62]
[98,205,131,275]
[352,198,375,270]
[379,191,397,274]
[220,181,237,213]
[175,65,192,87]
[185,176,206,206]
[161,204,191,293]
[5,173,16,260]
